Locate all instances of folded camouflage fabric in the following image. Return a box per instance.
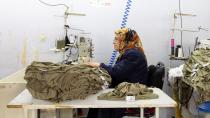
[183,48,210,102]
[97,82,158,100]
[24,61,111,102]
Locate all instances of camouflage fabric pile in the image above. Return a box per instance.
[97,82,158,100]
[183,48,210,102]
[24,61,111,102]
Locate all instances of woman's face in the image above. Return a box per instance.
[113,34,122,51]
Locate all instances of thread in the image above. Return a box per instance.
[171,38,175,56]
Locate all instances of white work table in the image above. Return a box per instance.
[0,68,26,83]
[0,69,26,118]
[7,88,177,118]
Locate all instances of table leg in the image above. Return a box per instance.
[37,109,40,118]
[140,108,144,118]
[173,87,182,118]
[31,109,36,118]
[60,108,73,118]
[56,109,60,118]
[23,108,28,118]
[155,107,159,118]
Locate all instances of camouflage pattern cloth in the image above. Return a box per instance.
[24,61,111,102]
[97,82,158,100]
[182,48,210,102]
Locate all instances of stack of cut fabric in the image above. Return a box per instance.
[97,82,158,100]
[183,48,210,102]
[24,61,111,102]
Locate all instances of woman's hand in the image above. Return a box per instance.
[85,62,100,67]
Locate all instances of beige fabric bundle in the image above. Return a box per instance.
[183,48,210,102]
[97,82,158,100]
[24,61,111,102]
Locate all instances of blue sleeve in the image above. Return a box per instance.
[100,51,141,81]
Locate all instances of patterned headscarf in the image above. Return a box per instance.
[115,28,144,54]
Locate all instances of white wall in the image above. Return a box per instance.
[0,0,210,79]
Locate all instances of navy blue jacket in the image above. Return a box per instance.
[100,48,148,88]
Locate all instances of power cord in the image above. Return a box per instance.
[38,0,70,9]
[108,0,133,66]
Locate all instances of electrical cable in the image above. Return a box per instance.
[38,0,71,46]
[38,0,85,64]
[121,0,132,29]
[108,50,118,66]
[38,0,70,9]
[108,0,133,66]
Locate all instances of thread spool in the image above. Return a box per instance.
[175,45,183,57]
[175,45,181,57]
[178,46,183,57]
[171,39,175,56]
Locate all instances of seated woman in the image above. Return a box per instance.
[87,27,148,118]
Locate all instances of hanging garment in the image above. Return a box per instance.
[183,48,210,102]
[24,61,111,102]
[97,82,158,100]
